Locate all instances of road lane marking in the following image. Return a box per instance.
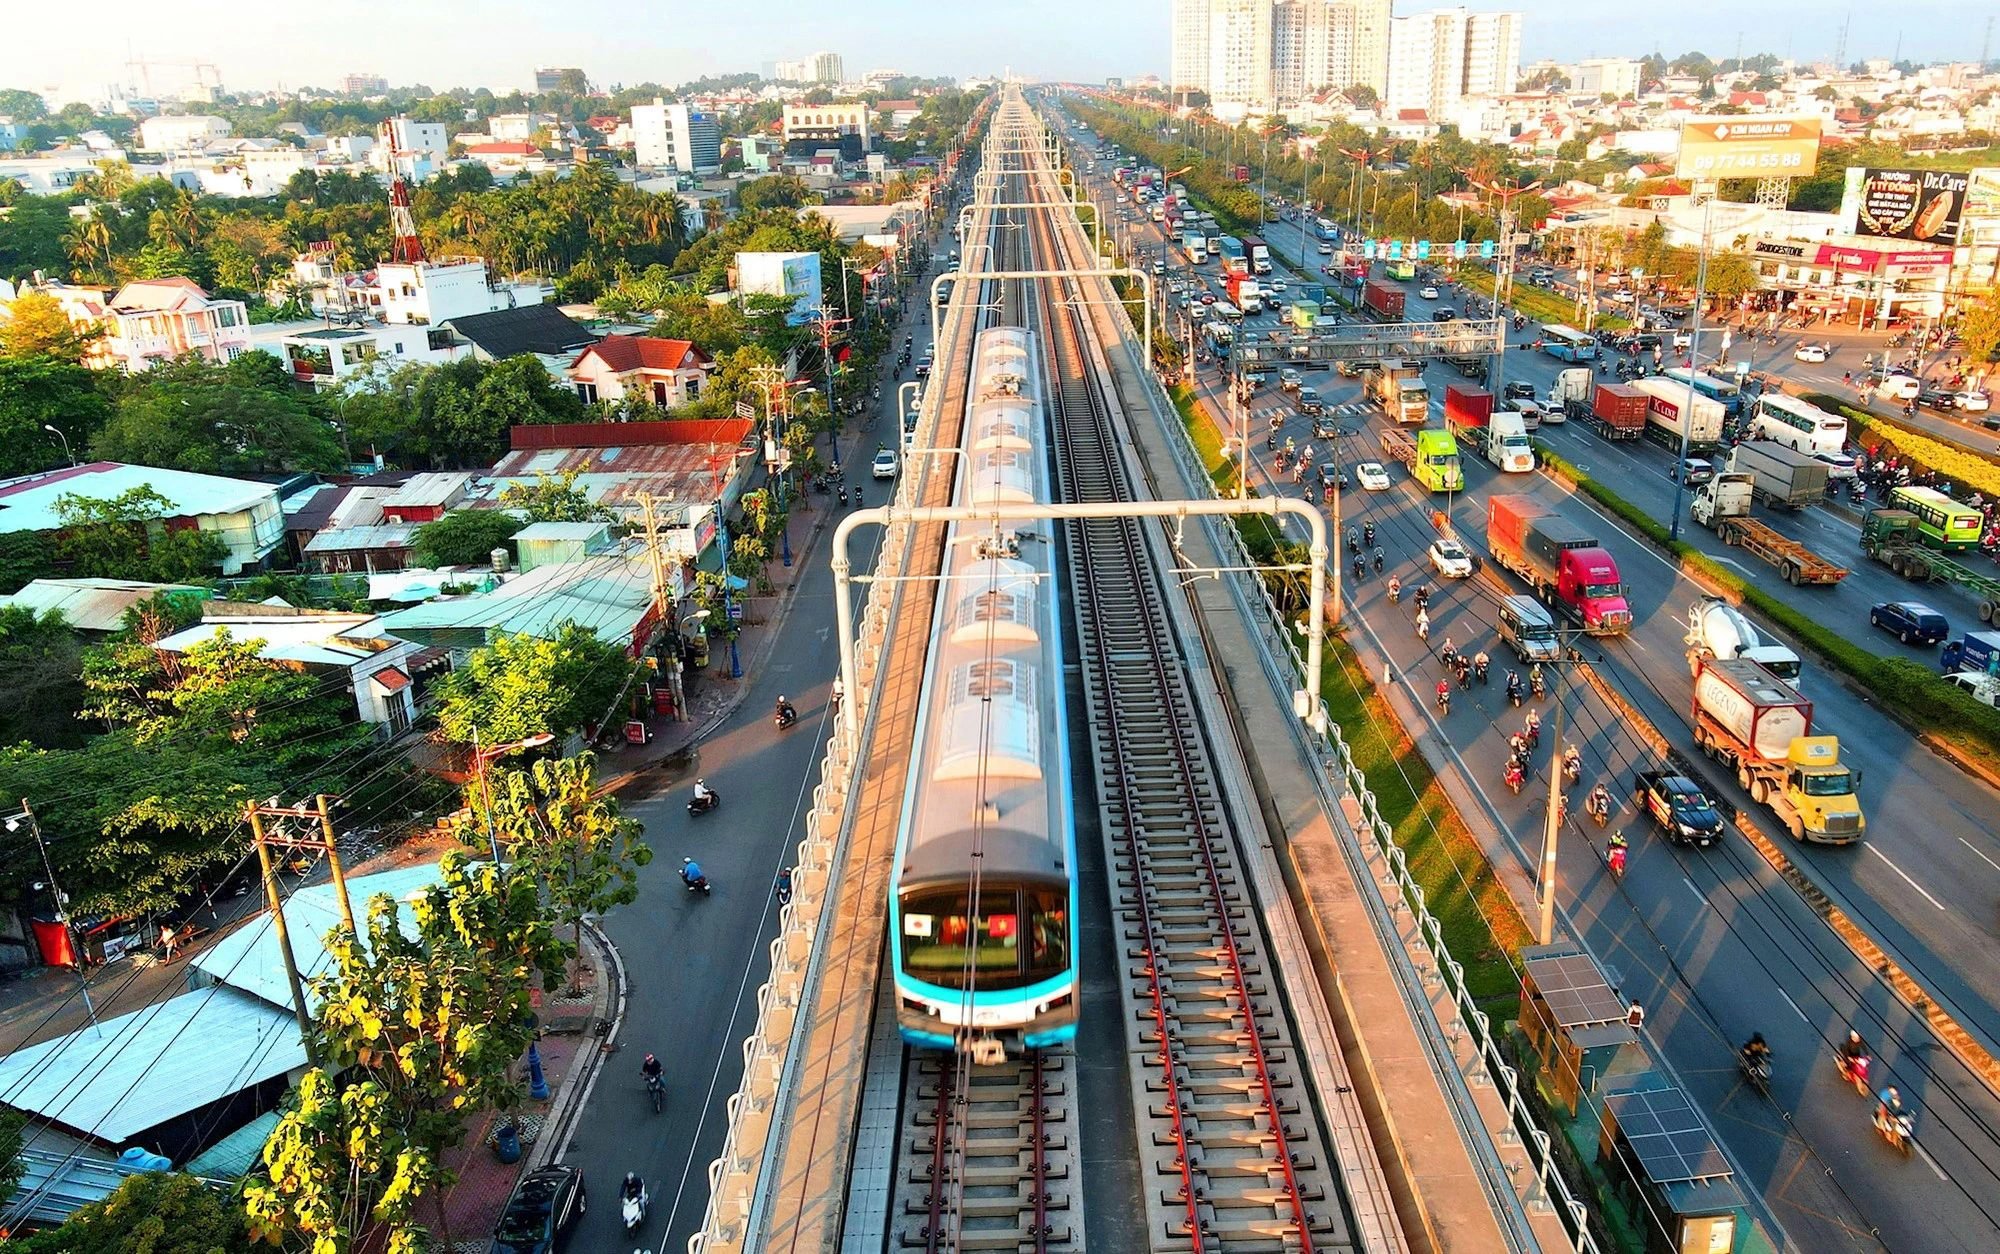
[1914,1141,1948,1181]
[1682,875,1707,905]
[1777,988,1810,1024]
[1960,836,2000,875]
[1865,845,1947,910]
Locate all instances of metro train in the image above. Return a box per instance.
[889,325,1080,1061]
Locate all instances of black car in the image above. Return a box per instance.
[1431,308,1457,322]
[1503,380,1536,402]
[1632,771,1724,847]
[490,1165,586,1253]
[1919,387,1958,412]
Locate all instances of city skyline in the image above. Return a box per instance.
[3,0,1976,104]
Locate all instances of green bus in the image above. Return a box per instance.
[1386,260,1417,281]
[1889,485,1983,551]
[1414,429,1463,492]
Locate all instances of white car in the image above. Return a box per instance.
[1956,390,1991,413]
[1419,285,1440,300]
[1428,537,1474,579]
[1267,279,1288,294]
[1877,374,1921,401]
[871,448,899,480]
[1318,242,1333,255]
[1355,461,1391,491]
[1793,343,1829,363]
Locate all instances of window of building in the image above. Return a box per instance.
[575,382,598,404]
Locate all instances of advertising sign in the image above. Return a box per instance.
[1675,117,1821,179]
[1968,168,2000,220]
[1843,167,1969,245]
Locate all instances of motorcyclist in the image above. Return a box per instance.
[1504,759,1524,793]
[1523,709,1543,747]
[623,1172,646,1202]
[1529,662,1545,696]
[1362,521,1376,547]
[681,856,707,888]
[1877,1085,1909,1135]
[692,778,715,806]
[641,1053,664,1086]
[830,677,845,712]
[1435,678,1451,711]
[1606,830,1628,874]
[1387,575,1402,602]
[1440,636,1457,666]
[1415,607,1430,640]
[1588,783,1612,824]
[1562,743,1582,783]
[1473,650,1490,682]
[1505,671,1523,704]
[1741,1033,1771,1070]
[775,695,797,724]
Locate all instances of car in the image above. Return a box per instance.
[1317,462,1342,488]
[1869,600,1949,646]
[1431,309,1457,322]
[1428,537,1474,579]
[1669,457,1714,485]
[1267,279,1288,294]
[1958,390,1992,413]
[1200,292,1216,305]
[1812,451,1859,480]
[1608,289,1635,304]
[490,1165,586,1254]
[1297,386,1325,415]
[1876,374,1921,401]
[1317,242,1334,254]
[1279,368,1303,391]
[1919,387,1958,411]
[1419,285,1440,300]
[1355,461,1391,491]
[1152,261,1166,275]
[1312,414,1342,438]
[1502,380,1536,402]
[1632,771,1725,848]
[871,447,899,480]
[1337,358,1380,378]
[1793,343,1829,363]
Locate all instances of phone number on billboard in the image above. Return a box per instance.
[1689,152,1812,174]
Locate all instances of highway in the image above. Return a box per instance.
[551,261,942,1254]
[1073,133,2000,1251]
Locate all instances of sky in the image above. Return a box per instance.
[6,1,1978,102]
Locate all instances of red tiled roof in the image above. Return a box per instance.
[370,666,411,692]
[1397,109,1429,122]
[468,142,539,156]
[878,100,919,112]
[573,335,712,374]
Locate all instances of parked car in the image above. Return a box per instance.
[1956,390,1991,413]
[1919,386,1958,411]
[490,1165,586,1254]
[1869,600,1949,646]
[1632,772,1724,847]
[1428,537,1474,579]
[1354,461,1391,491]
[1793,343,1829,363]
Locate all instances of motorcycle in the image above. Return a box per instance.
[687,790,721,817]
[623,1173,651,1231]
[775,704,798,730]
[1435,684,1451,714]
[1506,678,1523,709]
[1607,839,1627,879]
[1562,753,1581,787]
[1588,792,1611,828]
[1474,657,1489,685]
[1739,1051,1773,1097]
[1835,1051,1872,1096]
[681,869,713,896]
[645,1073,666,1114]
[1874,1105,1915,1156]
[1505,763,1525,795]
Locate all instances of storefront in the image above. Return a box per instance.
[1751,238,1951,327]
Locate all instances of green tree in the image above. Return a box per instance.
[3,1170,251,1254]
[1,291,99,362]
[1701,251,1762,303]
[431,624,640,746]
[0,355,111,477]
[497,466,606,522]
[244,854,570,1252]
[92,354,343,474]
[0,196,72,275]
[0,1107,23,1205]
[52,487,229,583]
[1959,289,2000,383]
[737,174,813,211]
[0,605,88,749]
[472,752,650,989]
[411,509,525,566]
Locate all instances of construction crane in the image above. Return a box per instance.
[124,58,223,99]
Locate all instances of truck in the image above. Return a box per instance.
[1182,231,1208,264]
[1218,237,1248,276]
[1629,377,1725,450]
[1548,367,1593,421]
[1241,235,1273,275]
[1485,495,1633,635]
[1380,428,1463,492]
[1728,440,1830,509]
[1689,656,1866,844]
[1369,359,1430,425]
[1942,630,2000,676]
[1585,381,1648,440]
[1859,509,2000,623]
[1685,597,1803,682]
[1362,279,1405,322]
[1288,302,1319,329]
[1225,273,1264,314]
[1690,473,1752,528]
[1483,411,1535,473]
[1444,381,1491,430]
[1442,382,1528,471]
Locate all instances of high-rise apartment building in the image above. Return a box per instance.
[1461,11,1521,98]
[774,52,845,84]
[1384,7,1520,118]
[1172,0,1397,106]
[1171,0,1212,99]
[630,99,722,173]
[1208,0,1276,105]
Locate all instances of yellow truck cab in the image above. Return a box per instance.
[1781,735,1865,842]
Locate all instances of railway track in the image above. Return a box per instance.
[1023,140,1354,1252]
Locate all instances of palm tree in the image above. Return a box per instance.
[66,208,116,279]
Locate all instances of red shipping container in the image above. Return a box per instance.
[1445,383,1493,428]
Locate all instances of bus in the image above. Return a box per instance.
[1386,260,1417,281]
[1414,429,1464,492]
[1540,324,1599,362]
[1749,394,1848,458]
[1889,485,1983,551]
[1314,217,1338,240]
[1661,367,1744,418]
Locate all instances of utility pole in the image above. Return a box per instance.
[6,800,98,1033]
[810,307,853,471]
[635,492,688,722]
[247,797,359,1060]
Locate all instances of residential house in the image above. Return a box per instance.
[152,606,422,731]
[442,303,601,374]
[461,141,544,179]
[137,114,231,152]
[374,256,548,327]
[370,547,666,659]
[295,472,472,573]
[0,462,283,575]
[567,335,713,408]
[34,277,251,371]
[511,521,617,572]
[487,112,558,143]
[0,578,207,634]
[479,419,757,527]
[278,323,459,390]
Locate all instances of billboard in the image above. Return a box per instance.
[1841,167,1969,245]
[1674,116,1821,180]
[736,250,824,326]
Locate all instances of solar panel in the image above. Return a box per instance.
[1606,1087,1733,1185]
[1526,952,1627,1029]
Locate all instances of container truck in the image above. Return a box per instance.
[1483,412,1535,473]
[1362,279,1405,322]
[1379,428,1463,492]
[1549,367,1594,420]
[1860,509,2000,622]
[1689,656,1865,844]
[1728,440,1830,509]
[1225,273,1264,314]
[1369,359,1430,424]
[1684,597,1803,682]
[1241,235,1272,275]
[1218,237,1248,276]
[1182,232,1208,263]
[1585,381,1648,440]
[1629,377,1725,450]
[1689,473,1752,527]
[1444,382,1491,430]
[1485,495,1633,635]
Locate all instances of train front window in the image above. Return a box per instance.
[901,886,1070,991]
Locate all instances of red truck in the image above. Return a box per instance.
[1362,279,1405,322]
[1485,495,1632,636]
[1588,383,1647,441]
[1445,382,1492,428]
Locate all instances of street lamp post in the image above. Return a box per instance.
[1668,194,1718,542]
[7,802,98,1031]
[43,425,76,467]
[470,730,556,863]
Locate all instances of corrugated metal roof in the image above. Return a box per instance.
[0,579,205,633]
[0,463,278,535]
[182,1109,282,1178]
[192,865,443,1015]
[152,615,386,668]
[380,471,473,510]
[0,988,305,1143]
[370,554,651,649]
[303,523,419,553]
[5,1148,171,1227]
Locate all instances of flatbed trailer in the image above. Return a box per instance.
[1713,516,1848,585]
[1861,509,2000,621]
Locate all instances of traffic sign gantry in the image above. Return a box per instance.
[1232,317,1505,367]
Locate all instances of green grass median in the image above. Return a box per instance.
[1458,268,1630,331]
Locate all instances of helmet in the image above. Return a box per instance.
[644,1053,656,1065]
[683,856,693,865]
[779,695,789,703]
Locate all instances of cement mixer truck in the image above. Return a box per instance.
[1689,656,1865,845]
[1684,597,1803,683]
